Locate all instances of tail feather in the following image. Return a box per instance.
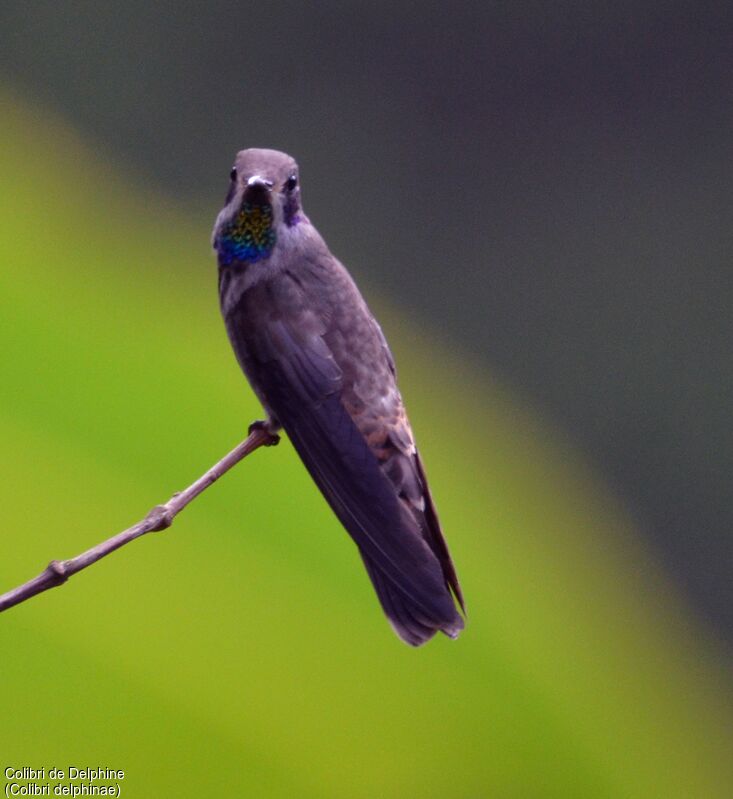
[361,553,464,647]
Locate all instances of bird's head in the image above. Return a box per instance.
[212,148,304,266]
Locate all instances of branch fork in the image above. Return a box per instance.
[0,423,278,613]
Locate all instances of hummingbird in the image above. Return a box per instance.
[212,148,464,645]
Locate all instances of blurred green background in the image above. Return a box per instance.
[1,4,732,797]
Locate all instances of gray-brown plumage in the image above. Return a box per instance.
[212,148,464,645]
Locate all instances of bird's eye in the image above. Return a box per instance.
[285,174,298,192]
[229,167,237,181]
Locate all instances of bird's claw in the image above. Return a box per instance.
[248,420,280,446]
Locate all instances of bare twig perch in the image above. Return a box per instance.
[0,424,279,613]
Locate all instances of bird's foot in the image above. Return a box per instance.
[248,419,280,446]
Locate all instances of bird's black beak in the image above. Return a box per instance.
[243,175,273,206]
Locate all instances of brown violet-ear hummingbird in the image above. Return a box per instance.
[212,148,464,645]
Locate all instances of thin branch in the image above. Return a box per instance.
[0,424,279,613]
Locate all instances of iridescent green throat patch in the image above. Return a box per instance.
[218,202,276,265]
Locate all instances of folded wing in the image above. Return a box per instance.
[226,285,463,644]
